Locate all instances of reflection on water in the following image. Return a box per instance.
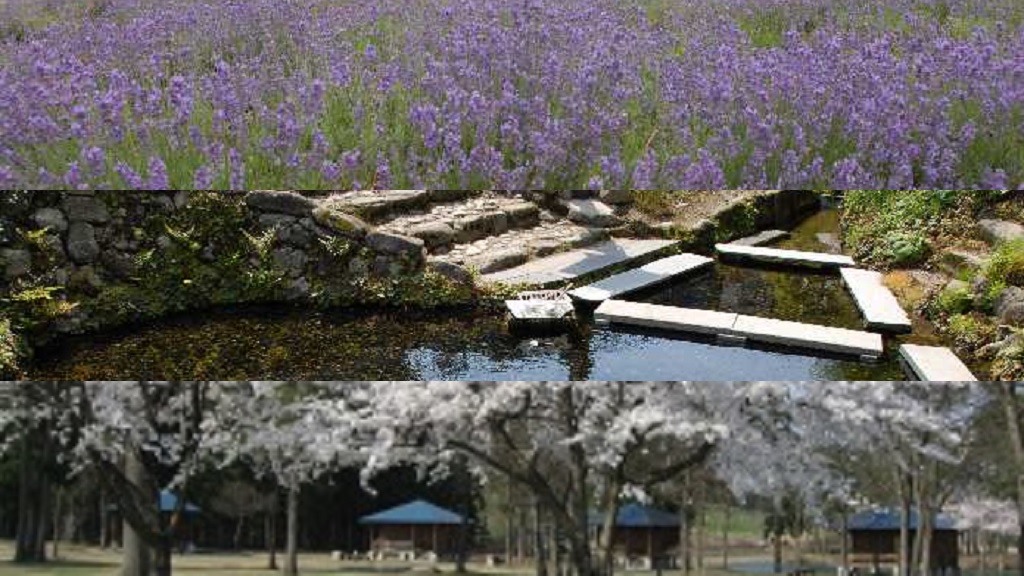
[635,265,864,329]
[631,208,863,328]
[30,306,904,381]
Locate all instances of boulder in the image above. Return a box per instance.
[428,260,474,285]
[979,219,1024,245]
[565,199,621,227]
[101,251,139,279]
[31,207,68,233]
[312,207,369,238]
[995,286,1024,327]
[366,231,425,256]
[68,265,105,295]
[271,247,308,278]
[408,222,455,250]
[284,277,311,301]
[67,222,100,264]
[504,202,542,227]
[245,191,316,217]
[599,190,633,205]
[454,211,508,243]
[1,249,31,281]
[63,195,111,224]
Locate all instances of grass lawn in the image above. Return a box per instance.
[0,540,777,576]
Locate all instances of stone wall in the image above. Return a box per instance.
[0,191,444,345]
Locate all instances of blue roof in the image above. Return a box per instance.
[160,491,201,514]
[359,500,463,526]
[591,504,680,528]
[849,509,956,532]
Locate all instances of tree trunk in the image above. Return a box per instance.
[507,480,515,564]
[455,457,471,574]
[697,493,706,576]
[122,449,152,576]
[283,487,300,576]
[722,504,730,571]
[899,471,914,576]
[52,487,62,560]
[534,498,548,576]
[154,537,173,576]
[266,492,279,571]
[773,535,783,574]
[840,510,849,574]
[101,488,111,549]
[597,474,623,576]
[680,480,694,576]
[15,432,38,562]
[1001,384,1024,576]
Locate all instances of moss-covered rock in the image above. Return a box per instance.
[312,206,369,237]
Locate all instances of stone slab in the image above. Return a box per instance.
[506,300,575,320]
[593,300,740,336]
[899,344,977,382]
[568,253,714,303]
[840,268,913,333]
[482,239,678,287]
[730,230,790,247]
[732,314,884,357]
[593,300,883,358]
[716,243,855,269]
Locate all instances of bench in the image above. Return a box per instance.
[370,539,416,561]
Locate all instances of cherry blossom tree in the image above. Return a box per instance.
[208,382,370,576]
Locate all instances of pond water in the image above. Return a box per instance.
[635,211,862,330]
[28,209,908,381]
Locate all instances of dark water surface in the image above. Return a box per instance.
[28,209,906,381]
[30,306,903,381]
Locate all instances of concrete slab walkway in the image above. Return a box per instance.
[482,239,678,287]
[899,344,977,381]
[593,300,884,358]
[716,243,855,269]
[568,253,714,303]
[840,268,913,333]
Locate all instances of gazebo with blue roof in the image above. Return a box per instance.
[848,509,960,574]
[591,503,681,569]
[359,500,464,560]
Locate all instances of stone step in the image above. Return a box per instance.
[319,190,483,222]
[433,221,610,275]
[377,195,542,253]
[730,230,790,247]
[899,344,977,382]
[481,238,679,287]
[979,219,1024,246]
[840,268,913,333]
[593,300,884,359]
[716,243,855,270]
[568,253,714,303]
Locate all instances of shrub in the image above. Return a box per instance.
[936,286,974,315]
[0,318,19,378]
[884,231,931,266]
[946,313,995,352]
[985,239,1024,288]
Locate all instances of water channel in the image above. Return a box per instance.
[28,210,916,381]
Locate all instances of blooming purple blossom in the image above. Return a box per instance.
[0,0,1021,189]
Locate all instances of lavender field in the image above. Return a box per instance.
[1,0,1023,190]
